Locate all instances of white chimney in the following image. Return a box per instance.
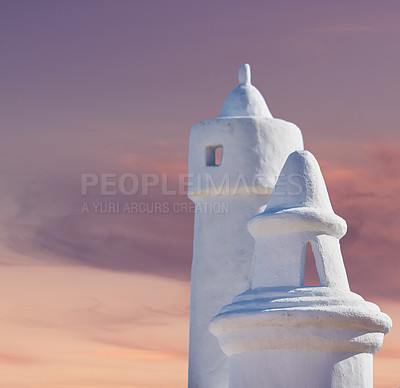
[210,150,392,388]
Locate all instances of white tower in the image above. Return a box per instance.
[188,64,303,387]
[210,150,392,388]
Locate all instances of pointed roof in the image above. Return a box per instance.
[219,64,273,118]
[266,150,333,213]
[248,150,347,239]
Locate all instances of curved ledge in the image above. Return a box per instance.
[248,208,347,239]
[210,287,392,356]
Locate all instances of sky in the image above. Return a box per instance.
[0,0,400,387]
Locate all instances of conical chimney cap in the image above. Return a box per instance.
[248,151,347,238]
[219,64,273,118]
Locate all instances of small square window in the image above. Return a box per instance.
[206,145,223,166]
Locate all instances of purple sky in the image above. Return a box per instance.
[1,1,399,386]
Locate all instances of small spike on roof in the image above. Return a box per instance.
[219,64,273,118]
[238,63,251,85]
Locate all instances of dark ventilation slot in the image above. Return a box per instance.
[303,242,321,286]
[206,145,223,166]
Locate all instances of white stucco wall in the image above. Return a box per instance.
[229,350,373,388]
[188,65,303,388]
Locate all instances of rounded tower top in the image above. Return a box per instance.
[219,64,273,118]
[188,63,304,200]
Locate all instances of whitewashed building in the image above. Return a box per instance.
[188,64,391,388]
[187,64,303,387]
